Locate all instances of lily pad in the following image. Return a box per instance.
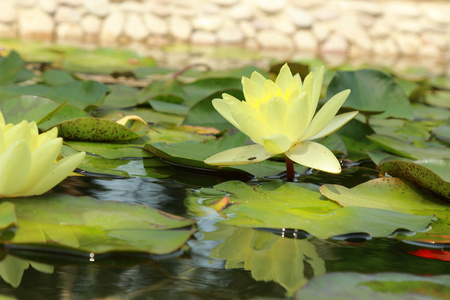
[0,95,65,125]
[65,141,152,159]
[378,159,450,200]
[144,132,307,178]
[52,117,150,141]
[61,48,156,74]
[0,50,34,85]
[295,272,450,300]
[186,181,434,239]
[320,177,448,214]
[367,134,450,159]
[0,194,196,255]
[183,89,244,130]
[327,69,413,119]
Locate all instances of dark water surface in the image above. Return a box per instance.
[0,169,448,299]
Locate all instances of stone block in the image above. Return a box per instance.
[18,8,54,40]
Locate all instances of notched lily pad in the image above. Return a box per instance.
[186,181,434,239]
[52,117,150,141]
[378,158,450,201]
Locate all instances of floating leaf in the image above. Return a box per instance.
[320,177,448,213]
[378,159,450,200]
[45,80,108,111]
[183,89,244,129]
[0,194,196,255]
[61,48,156,74]
[65,141,152,159]
[0,95,64,125]
[368,134,450,159]
[53,117,150,141]
[295,272,450,299]
[426,90,450,109]
[327,69,413,119]
[186,181,433,239]
[41,69,77,86]
[145,132,307,178]
[0,51,34,85]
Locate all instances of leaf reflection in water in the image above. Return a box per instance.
[0,254,53,288]
[207,224,325,296]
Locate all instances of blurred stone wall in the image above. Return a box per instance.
[0,0,449,60]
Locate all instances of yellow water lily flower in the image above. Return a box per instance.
[204,64,358,176]
[0,111,85,197]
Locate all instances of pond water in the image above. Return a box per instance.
[0,41,449,299]
[0,168,448,299]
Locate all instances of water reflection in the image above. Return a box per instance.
[190,222,326,296]
[54,176,188,216]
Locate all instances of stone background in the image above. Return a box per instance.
[0,0,450,68]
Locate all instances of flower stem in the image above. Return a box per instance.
[284,155,295,182]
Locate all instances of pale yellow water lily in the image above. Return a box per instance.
[204,64,358,175]
[0,111,85,197]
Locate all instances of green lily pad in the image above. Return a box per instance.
[186,181,433,239]
[367,134,450,159]
[65,141,152,159]
[426,90,450,109]
[147,124,217,144]
[41,69,77,86]
[183,89,244,130]
[327,69,413,119]
[61,48,156,74]
[0,51,34,85]
[295,272,450,300]
[52,117,150,141]
[45,80,108,111]
[0,194,196,255]
[320,177,448,214]
[61,145,168,178]
[144,132,307,178]
[183,77,242,107]
[103,84,140,108]
[433,124,450,143]
[0,95,65,125]
[378,159,450,200]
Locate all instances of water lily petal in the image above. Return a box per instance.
[0,111,4,126]
[263,97,289,134]
[20,138,63,193]
[285,93,310,142]
[212,97,242,131]
[275,63,293,91]
[302,89,350,141]
[4,121,32,148]
[262,80,281,102]
[250,71,267,86]
[224,96,269,144]
[204,144,273,166]
[286,140,341,173]
[243,76,263,106]
[307,111,359,140]
[21,151,86,197]
[0,141,31,197]
[261,134,292,154]
[302,66,324,123]
[286,74,302,104]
